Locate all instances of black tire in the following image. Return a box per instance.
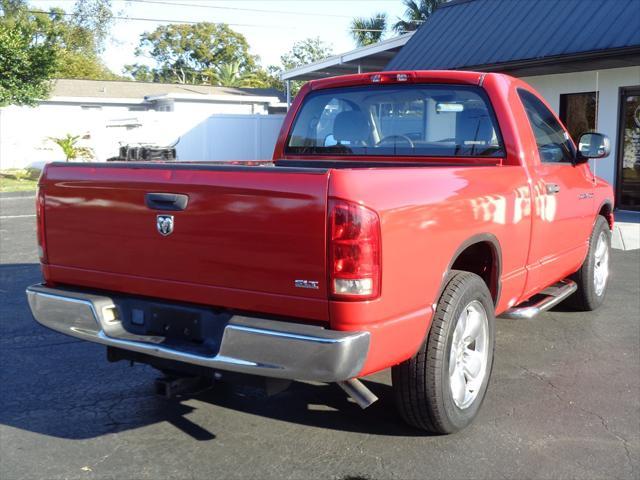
[569,216,611,311]
[392,271,495,434]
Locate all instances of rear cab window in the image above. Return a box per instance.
[285,84,505,158]
[518,89,576,163]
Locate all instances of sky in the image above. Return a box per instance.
[30,0,410,75]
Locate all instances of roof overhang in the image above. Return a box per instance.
[145,93,282,104]
[463,46,640,77]
[43,96,147,105]
[282,33,414,82]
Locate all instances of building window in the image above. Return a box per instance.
[617,87,640,211]
[81,105,102,110]
[152,100,174,112]
[559,92,598,142]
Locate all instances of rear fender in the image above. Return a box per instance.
[436,233,502,308]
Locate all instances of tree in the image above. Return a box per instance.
[44,1,118,79]
[123,64,156,83]
[248,67,284,90]
[1,0,24,17]
[209,61,266,88]
[211,62,242,87]
[393,0,445,34]
[55,49,120,80]
[268,37,333,96]
[280,37,333,72]
[350,13,387,47]
[0,0,119,104]
[125,23,259,84]
[0,5,57,106]
[70,0,113,53]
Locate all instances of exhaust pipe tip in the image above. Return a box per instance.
[337,378,378,409]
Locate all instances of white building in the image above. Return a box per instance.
[39,79,286,115]
[0,80,286,169]
[283,0,640,212]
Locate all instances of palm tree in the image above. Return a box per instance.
[209,61,260,88]
[350,13,388,47]
[393,0,444,34]
[210,62,242,87]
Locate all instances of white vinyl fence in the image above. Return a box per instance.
[177,114,285,162]
[0,107,285,170]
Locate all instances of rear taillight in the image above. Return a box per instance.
[328,199,381,300]
[36,186,47,263]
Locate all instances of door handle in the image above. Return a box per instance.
[545,183,561,195]
[145,192,189,211]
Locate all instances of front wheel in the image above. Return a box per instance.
[569,216,611,311]
[392,271,495,433]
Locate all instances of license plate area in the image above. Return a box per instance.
[116,297,230,349]
[145,306,203,343]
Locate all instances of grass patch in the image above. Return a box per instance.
[0,168,40,193]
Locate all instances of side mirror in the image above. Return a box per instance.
[576,132,610,161]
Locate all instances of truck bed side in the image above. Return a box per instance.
[327,165,532,374]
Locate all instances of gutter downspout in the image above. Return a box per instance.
[286,80,291,110]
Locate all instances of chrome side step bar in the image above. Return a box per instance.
[500,279,577,320]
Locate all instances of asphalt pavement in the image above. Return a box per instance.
[1,195,639,480]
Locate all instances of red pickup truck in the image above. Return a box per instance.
[27,71,614,433]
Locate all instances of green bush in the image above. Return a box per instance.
[0,168,39,192]
[0,168,41,180]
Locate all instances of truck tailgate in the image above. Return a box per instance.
[40,163,330,321]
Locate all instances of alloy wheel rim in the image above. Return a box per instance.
[449,300,489,410]
[593,231,609,297]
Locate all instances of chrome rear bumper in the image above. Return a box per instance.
[26,284,369,382]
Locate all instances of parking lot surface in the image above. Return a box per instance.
[1,195,638,480]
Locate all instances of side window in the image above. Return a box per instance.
[518,89,575,163]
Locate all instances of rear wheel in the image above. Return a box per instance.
[392,271,495,433]
[569,216,611,311]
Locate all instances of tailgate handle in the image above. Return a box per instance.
[145,193,189,211]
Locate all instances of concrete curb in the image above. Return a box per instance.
[612,210,640,251]
[612,223,640,251]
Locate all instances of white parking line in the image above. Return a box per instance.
[0,214,36,219]
[0,196,36,200]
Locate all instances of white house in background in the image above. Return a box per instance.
[0,79,287,169]
[39,78,287,114]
